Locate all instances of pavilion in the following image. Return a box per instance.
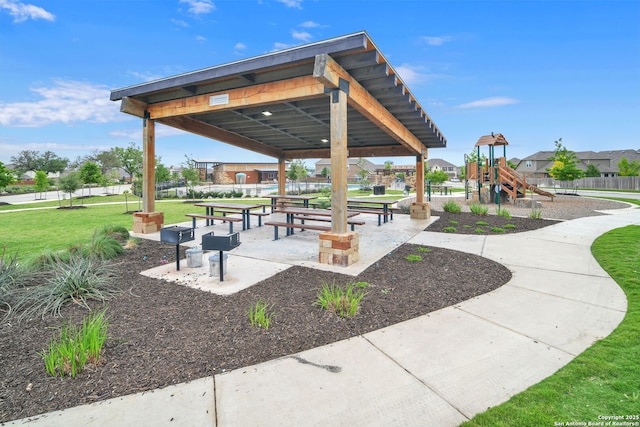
[110,31,447,266]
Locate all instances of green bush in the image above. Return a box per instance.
[491,227,506,233]
[442,226,457,232]
[39,309,108,378]
[469,203,489,216]
[497,208,512,220]
[97,224,130,242]
[84,234,124,260]
[529,209,543,219]
[248,300,275,329]
[442,200,462,213]
[476,220,489,226]
[13,254,119,318]
[313,281,366,318]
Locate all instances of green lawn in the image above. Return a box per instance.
[462,222,640,426]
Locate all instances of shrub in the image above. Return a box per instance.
[84,234,124,260]
[39,309,108,378]
[313,281,366,318]
[248,300,275,329]
[405,254,422,262]
[491,227,506,233]
[469,203,489,216]
[417,247,432,253]
[504,224,516,229]
[476,221,489,226]
[442,226,457,232]
[474,228,486,233]
[97,224,129,242]
[449,220,459,225]
[442,200,462,213]
[0,249,31,317]
[14,254,119,318]
[497,208,512,220]
[529,209,543,219]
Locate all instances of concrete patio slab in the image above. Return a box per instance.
[215,336,467,426]
[364,307,574,419]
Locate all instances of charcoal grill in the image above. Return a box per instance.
[160,226,195,270]
[201,232,241,281]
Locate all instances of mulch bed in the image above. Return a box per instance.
[1,212,558,422]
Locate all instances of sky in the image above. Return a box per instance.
[1,0,639,170]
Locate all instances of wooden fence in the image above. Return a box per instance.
[527,176,640,191]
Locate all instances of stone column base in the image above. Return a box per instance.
[410,202,431,219]
[133,211,164,234]
[318,232,359,267]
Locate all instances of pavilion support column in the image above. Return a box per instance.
[410,151,431,220]
[133,111,164,234]
[277,158,286,195]
[319,83,359,267]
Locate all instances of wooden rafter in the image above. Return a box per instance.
[313,53,426,156]
[158,116,283,159]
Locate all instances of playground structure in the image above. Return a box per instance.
[465,133,554,205]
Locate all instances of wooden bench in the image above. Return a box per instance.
[345,208,391,226]
[185,214,243,233]
[291,215,365,232]
[264,221,330,240]
[249,211,270,227]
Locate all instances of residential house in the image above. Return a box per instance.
[426,158,460,179]
[515,149,640,178]
[314,158,380,181]
[194,161,284,184]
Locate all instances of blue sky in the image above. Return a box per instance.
[1,0,639,169]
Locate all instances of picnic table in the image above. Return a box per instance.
[267,194,317,212]
[266,206,361,240]
[194,202,265,230]
[346,198,398,225]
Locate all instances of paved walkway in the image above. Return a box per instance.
[7,206,639,426]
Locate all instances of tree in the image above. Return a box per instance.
[618,157,640,177]
[585,163,601,177]
[94,150,122,175]
[546,138,584,182]
[0,161,17,190]
[426,170,449,185]
[10,150,40,175]
[58,173,82,207]
[320,166,329,178]
[10,150,68,175]
[181,156,200,201]
[113,143,142,182]
[79,162,102,196]
[34,170,49,198]
[355,158,371,189]
[155,162,171,184]
[286,159,308,194]
[40,151,69,173]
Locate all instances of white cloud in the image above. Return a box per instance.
[195,35,206,42]
[394,63,448,86]
[171,18,189,27]
[110,124,189,141]
[234,42,247,50]
[277,0,302,9]
[299,20,319,28]
[0,80,123,127]
[0,0,55,22]
[421,35,452,46]
[457,97,519,109]
[291,30,312,42]
[179,0,215,15]
[128,71,164,82]
[272,42,293,51]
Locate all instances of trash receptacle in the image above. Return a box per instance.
[209,253,228,277]
[373,185,385,195]
[186,247,203,268]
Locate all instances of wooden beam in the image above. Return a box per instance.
[330,88,348,234]
[147,75,326,120]
[278,159,286,195]
[158,116,283,159]
[283,145,413,160]
[120,97,147,118]
[142,115,155,213]
[415,153,425,203]
[313,54,427,156]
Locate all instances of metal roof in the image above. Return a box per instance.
[110,31,446,160]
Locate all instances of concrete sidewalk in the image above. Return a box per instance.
[8,207,639,426]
